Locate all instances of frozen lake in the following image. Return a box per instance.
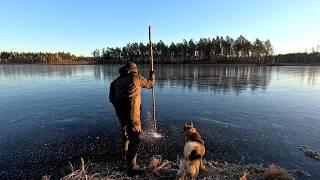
[0,64,319,179]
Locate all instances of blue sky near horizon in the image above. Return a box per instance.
[0,0,320,56]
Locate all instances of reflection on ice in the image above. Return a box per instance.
[1,65,319,94]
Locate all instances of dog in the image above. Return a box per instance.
[178,121,205,180]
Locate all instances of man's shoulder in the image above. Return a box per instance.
[110,77,120,86]
[133,73,144,79]
[113,75,127,81]
[112,75,136,84]
[110,78,116,85]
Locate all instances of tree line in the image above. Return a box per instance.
[1,35,320,64]
[0,52,93,64]
[92,35,274,64]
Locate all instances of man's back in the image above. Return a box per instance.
[110,73,154,105]
[109,62,155,127]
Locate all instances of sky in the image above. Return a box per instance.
[0,0,320,56]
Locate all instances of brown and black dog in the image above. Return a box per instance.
[178,121,205,180]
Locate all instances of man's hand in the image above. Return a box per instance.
[149,70,155,79]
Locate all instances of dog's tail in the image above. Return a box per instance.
[189,150,202,161]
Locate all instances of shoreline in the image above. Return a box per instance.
[1,63,320,66]
[43,156,309,180]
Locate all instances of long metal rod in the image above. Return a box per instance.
[148,25,157,130]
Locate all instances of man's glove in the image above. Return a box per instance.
[149,70,155,79]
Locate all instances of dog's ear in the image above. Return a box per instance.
[188,121,194,127]
[183,123,188,131]
[183,121,194,132]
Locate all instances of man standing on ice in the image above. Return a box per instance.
[109,62,155,176]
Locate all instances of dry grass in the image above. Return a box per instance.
[42,175,51,180]
[58,158,127,180]
[43,156,305,180]
[264,164,294,180]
